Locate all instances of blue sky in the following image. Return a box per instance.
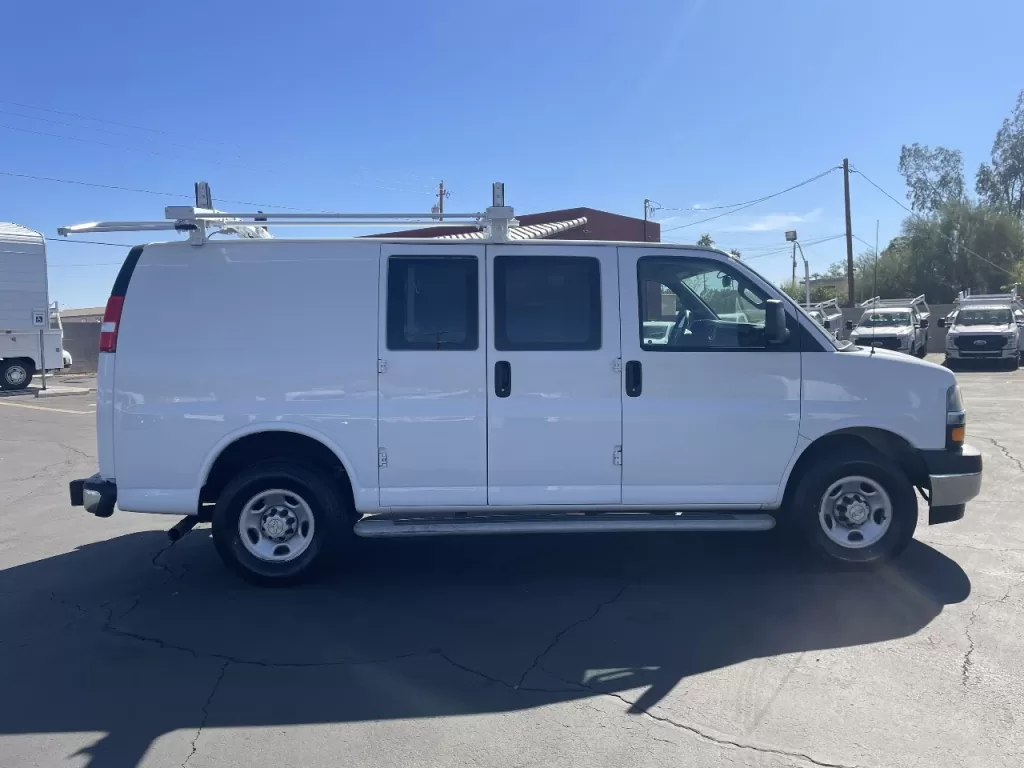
[2,0,1022,308]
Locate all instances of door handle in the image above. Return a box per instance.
[495,360,511,398]
[625,360,642,397]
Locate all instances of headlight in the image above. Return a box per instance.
[946,334,957,346]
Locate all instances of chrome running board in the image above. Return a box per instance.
[354,512,775,538]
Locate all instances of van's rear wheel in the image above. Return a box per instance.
[212,461,352,586]
[790,449,917,566]
[0,360,34,390]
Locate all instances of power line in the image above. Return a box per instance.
[44,237,131,249]
[744,234,846,261]
[0,98,233,149]
[658,166,842,233]
[850,166,1017,277]
[0,106,243,159]
[2,126,434,197]
[1,170,311,211]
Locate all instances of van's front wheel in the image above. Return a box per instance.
[791,450,917,566]
[212,461,352,586]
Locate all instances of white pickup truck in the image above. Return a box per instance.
[939,292,1024,370]
[846,295,930,357]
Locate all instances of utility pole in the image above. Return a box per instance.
[434,180,449,221]
[843,158,855,306]
[643,199,650,242]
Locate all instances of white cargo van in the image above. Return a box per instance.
[64,185,982,585]
[0,224,67,389]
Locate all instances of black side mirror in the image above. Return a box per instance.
[937,318,946,328]
[845,320,854,331]
[920,318,930,328]
[822,319,832,329]
[764,300,790,345]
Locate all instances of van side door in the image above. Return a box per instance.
[377,243,487,507]
[617,247,801,507]
[485,245,622,506]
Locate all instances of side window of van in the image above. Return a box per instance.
[387,256,478,350]
[494,256,601,350]
[637,256,777,351]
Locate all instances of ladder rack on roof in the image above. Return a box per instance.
[859,294,927,309]
[806,298,842,312]
[56,181,518,246]
[957,288,1021,305]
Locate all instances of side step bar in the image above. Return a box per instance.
[354,512,775,538]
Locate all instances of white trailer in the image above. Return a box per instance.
[0,223,66,390]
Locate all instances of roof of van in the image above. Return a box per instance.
[0,223,44,245]
[142,237,731,254]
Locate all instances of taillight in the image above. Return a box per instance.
[99,295,124,353]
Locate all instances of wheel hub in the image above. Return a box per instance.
[835,493,870,525]
[260,507,297,542]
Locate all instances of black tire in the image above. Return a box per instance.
[789,448,917,567]
[0,360,34,391]
[212,460,354,586]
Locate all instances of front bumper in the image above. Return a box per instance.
[69,473,117,518]
[945,347,1017,359]
[921,445,982,525]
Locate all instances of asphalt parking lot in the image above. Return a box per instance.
[1,359,1022,768]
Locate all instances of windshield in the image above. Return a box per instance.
[956,307,1013,326]
[858,311,911,328]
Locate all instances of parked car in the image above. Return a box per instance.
[939,292,1023,369]
[846,295,930,357]
[65,184,982,585]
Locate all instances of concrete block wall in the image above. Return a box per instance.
[61,323,100,373]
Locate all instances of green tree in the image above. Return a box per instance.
[898,143,966,213]
[729,248,741,258]
[976,90,1024,218]
[696,233,714,247]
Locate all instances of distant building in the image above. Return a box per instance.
[371,207,659,243]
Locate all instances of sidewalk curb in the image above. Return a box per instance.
[34,387,96,399]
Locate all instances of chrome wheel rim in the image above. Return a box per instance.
[238,488,315,562]
[818,475,893,549]
[6,365,27,386]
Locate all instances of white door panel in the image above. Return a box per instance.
[486,245,622,506]
[378,244,487,506]
[618,247,801,507]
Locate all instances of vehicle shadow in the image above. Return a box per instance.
[0,529,970,767]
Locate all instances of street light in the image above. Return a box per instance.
[785,230,810,306]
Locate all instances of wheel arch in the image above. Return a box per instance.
[199,424,359,507]
[781,427,927,508]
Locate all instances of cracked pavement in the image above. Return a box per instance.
[1,358,1022,768]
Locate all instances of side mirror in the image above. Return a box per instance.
[845,320,854,331]
[920,318,930,328]
[937,318,946,328]
[822,319,832,329]
[764,299,790,345]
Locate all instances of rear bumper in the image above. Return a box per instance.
[69,474,117,518]
[920,445,982,525]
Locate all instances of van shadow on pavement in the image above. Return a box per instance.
[0,529,970,767]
